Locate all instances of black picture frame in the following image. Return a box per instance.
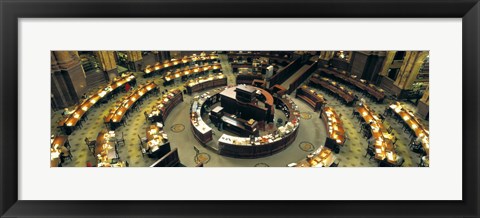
[1,0,479,217]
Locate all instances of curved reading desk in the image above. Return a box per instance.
[295,85,326,111]
[321,68,386,102]
[321,106,346,153]
[310,75,356,105]
[104,82,157,129]
[389,102,429,155]
[147,89,183,123]
[58,73,136,134]
[144,54,219,76]
[294,146,336,167]
[357,103,400,165]
[185,73,227,94]
[163,63,222,85]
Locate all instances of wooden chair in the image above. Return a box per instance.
[330,160,340,167]
[110,154,120,164]
[365,146,375,160]
[84,137,96,155]
[139,144,148,158]
[116,132,125,147]
[137,135,148,158]
[387,126,393,133]
[397,158,405,167]
[137,134,147,144]
[60,152,73,163]
[276,118,283,127]
[103,116,110,129]
[144,111,150,123]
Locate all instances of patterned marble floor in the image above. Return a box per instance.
[51,55,428,167]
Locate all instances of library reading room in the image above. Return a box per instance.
[50,51,430,168]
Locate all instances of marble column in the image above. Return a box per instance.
[127,51,143,72]
[379,51,396,76]
[95,51,118,81]
[51,51,87,108]
[350,51,386,82]
[394,51,429,90]
[417,85,429,119]
[345,51,353,63]
[169,51,181,60]
[160,51,171,62]
[153,51,171,63]
[379,51,429,98]
[318,51,334,67]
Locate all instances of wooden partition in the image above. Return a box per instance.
[295,86,326,111]
[149,147,181,167]
[236,73,264,85]
[268,57,302,88]
[287,62,318,94]
[329,57,350,72]
[186,75,227,94]
[321,68,386,102]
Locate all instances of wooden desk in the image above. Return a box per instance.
[186,73,227,94]
[231,63,253,69]
[51,135,69,148]
[321,107,346,152]
[145,124,171,159]
[286,62,318,94]
[146,125,167,143]
[270,84,287,96]
[268,57,302,88]
[321,68,386,102]
[295,86,326,111]
[58,74,136,134]
[148,89,183,123]
[191,91,222,144]
[389,102,430,155]
[104,82,157,127]
[220,85,274,122]
[149,148,182,167]
[252,79,266,88]
[217,95,301,158]
[144,54,219,75]
[230,58,270,74]
[219,113,259,137]
[94,129,119,166]
[50,135,70,167]
[227,51,294,64]
[296,147,335,167]
[163,63,222,82]
[357,104,398,164]
[236,73,264,85]
[310,76,355,105]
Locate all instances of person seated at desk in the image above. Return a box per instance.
[367,136,376,146]
[395,155,405,167]
[411,136,424,150]
[53,144,71,163]
[359,98,366,106]
[62,107,74,116]
[420,155,429,167]
[414,136,423,145]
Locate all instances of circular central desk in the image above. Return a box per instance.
[190,86,301,158]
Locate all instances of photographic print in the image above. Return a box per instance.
[51,51,429,167]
